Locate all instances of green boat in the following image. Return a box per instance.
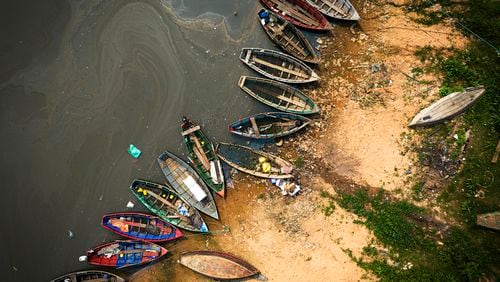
[181,117,225,198]
[238,76,320,115]
[130,179,208,233]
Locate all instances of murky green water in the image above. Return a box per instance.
[0,0,287,280]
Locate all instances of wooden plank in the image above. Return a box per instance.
[273,27,308,57]
[191,136,210,170]
[250,116,260,137]
[319,0,350,17]
[121,249,158,255]
[252,57,308,79]
[277,94,307,108]
[109,219,168,232]
[146,190,190,223]
[182,125,201,136]
[492,140,500,163]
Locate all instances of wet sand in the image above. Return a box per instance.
[1,1,279,281]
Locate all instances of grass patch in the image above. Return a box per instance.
[411,181,425,201]
[294,156,305,168]
[337,189,492,281]
[322,202,336,216]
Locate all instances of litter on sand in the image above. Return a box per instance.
[270,178,301,196]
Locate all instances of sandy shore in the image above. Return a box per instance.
[132,1,469,281]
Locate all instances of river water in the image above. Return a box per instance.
[0,0,298,280]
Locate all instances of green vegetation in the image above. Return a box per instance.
[338,189,492,281]
[294,156,305,168]
[343,1,500,280]
[320,190,336,216]
[322,202,336,216]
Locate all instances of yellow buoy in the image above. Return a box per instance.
[258,157,267,163]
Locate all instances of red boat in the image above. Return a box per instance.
[260,0,332,31]
[86,240,167,268]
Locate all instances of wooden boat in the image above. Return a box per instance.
[216,143,293,179]
[260,0,332,31]
[229,112,311,139]
[238,76,320,114]
[258,9,320,64]
[476,211,500,231]
[51,270,125,282]
[240,48,320,84]
[181,117,225,197]
[158,150,219,220]
[409,86,485,127]
[130,179,208,233]
[306,0,360,21]
[102,212,183,242]
[179,250,260,280]
[86,240,167,268]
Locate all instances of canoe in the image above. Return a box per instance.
[258,9,320,64]
[409,86,485,127]
[130,179,208,233]
[181,117,225,197]
[158,150,219,220]
[101,212,183,242]
[238,76,320,114]
[260,0,332,31]
[306,0,360,21]
[216,143,294,179]
[240,48,320,84]
[229,112,311,139]
[179,250,260,280]
[476,211,500,231]
[51,270,125,282]
[86,240,167,268]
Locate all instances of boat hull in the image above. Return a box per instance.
[409,86,485,127]
[101,212,183,242]
[51,270,125,282]
[258,9,320,64]
[306,0,360,21]
[239,48,320,84]
[260,0,332,30]
[229,112,311,139]
[216,143,294,179]
[238,76,320,114]
[181,119,225,197]
[180,250,260,280]
[86,240,167,268]
[158,151,219,220]
[130,179,209,233]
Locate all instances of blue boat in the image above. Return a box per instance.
[101,212,184,242]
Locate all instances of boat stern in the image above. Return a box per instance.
[238,75,247,87]
[216,188,225,198]
[310,71,321,82]
[174,228,184,239]
[159,246,169,258]
[239,48,251,63]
